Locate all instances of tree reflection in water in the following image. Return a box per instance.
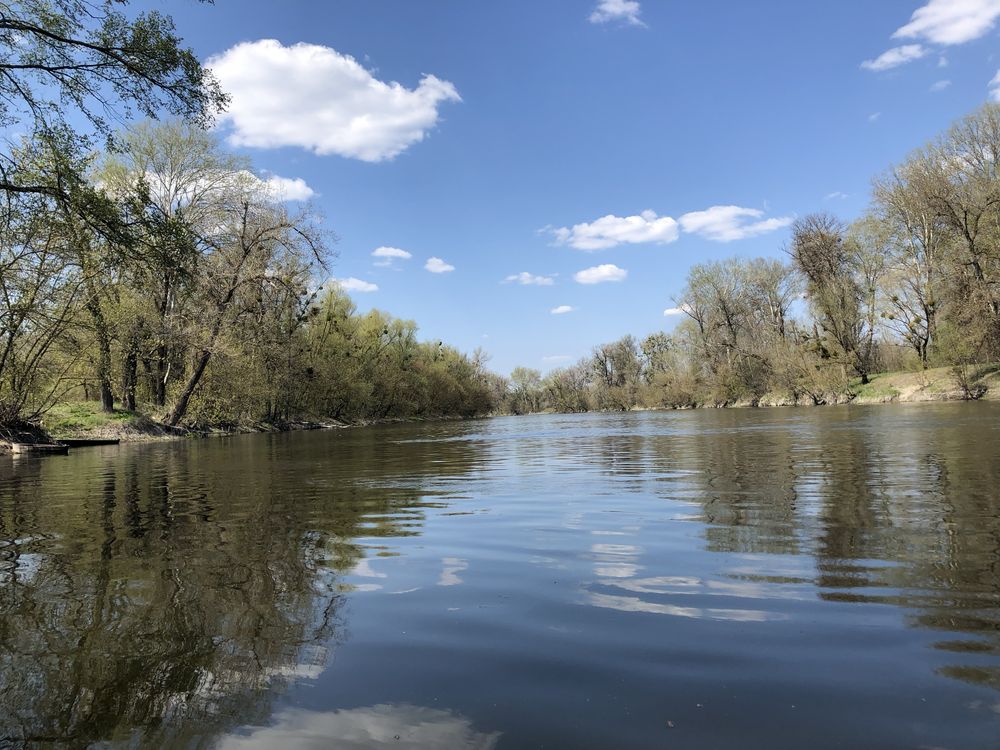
[0,427,487,747]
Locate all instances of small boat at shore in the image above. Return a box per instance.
[58,438,121,448]
[10,443,69,455]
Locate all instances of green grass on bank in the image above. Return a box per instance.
[848,363,1000,402]
[849,375,901,401]
[42,402,139,436]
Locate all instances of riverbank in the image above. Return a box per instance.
[753,364,1000,408]
[0,402,481,452]
[3,364,997,452]
[533,364,1000,414]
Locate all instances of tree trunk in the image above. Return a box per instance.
[122,340,138,411]
[153,345,168,406]
[84,283,115,413]
[166,348,211,426]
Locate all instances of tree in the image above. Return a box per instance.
[899,104,1000,360]
[789,213,879,384]
[165,175,327,426]
[640,332,673,383]
[0,0,226,197]
[543,364,590,413]
[872,163,944,366]
[101,121,249,406]
[590,335,642,410]
[0,190,83,421]
[509,367,543,414]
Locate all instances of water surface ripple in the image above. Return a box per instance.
[2,404,1000,748]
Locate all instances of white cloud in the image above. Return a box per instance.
[574,264,627,284]
[552,205,790,249]
[990,70,1000,100]
[869,112,882,122]
[207,39,461,162]
[504,272,554,286]
[258,174,316,201]
[425,257,455,273]
[551,210,679,251]
[893,0,1000,45]
[825,191,849,200]
[551,305,575,315]
[542,355,573,364]
[372,246,412,260]
[861,44,927,71]
[678,205,792,242]
[663,305,691,316]
[930,79,952,92]
[333,277,378,293]
[939,55,949,67]
[589,0,645,26]
[372,246,412,267]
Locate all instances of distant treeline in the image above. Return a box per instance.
[497,104,1000,414]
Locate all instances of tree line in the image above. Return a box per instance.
[0,1,494,429]
[498,103,1000,414]
[1,121,495,427]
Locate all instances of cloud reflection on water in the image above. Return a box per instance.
[217,704,500,750]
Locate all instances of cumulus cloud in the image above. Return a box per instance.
[893,0,1000,45]
[930,79,952,92]
[425,257,455,273]
[589,0,645,26]
[372,246,412,260]
[207,40,461,162]
[333,277,378,293]
[861,44,927,71]
[504,272,555,286]
[551,205,790,249]
[551,210,679,251]
[678,205,793,242]
[574,264,627,284]
[550,305,575,314]
[863,1,1000,73]
[663,305,692,316]
[372,246,412,267]
[257,174,315,201]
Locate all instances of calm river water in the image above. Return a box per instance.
[2,404,1000,748]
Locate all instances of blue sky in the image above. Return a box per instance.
[149,0,1000,374]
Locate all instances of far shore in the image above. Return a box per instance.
[2,363,996,454]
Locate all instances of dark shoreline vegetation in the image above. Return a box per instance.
[3,3,1000,450]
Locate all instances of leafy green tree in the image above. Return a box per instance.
[0,0,226,197]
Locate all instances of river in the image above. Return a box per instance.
[2,404,1000,748]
